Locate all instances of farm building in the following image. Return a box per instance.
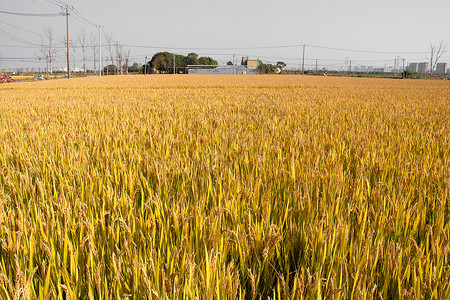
[188,57,259,75]
[188,65,259,75]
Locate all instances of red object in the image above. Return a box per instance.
[0,76,16,83]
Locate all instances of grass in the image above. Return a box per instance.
[0,75,449,299]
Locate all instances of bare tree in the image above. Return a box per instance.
[106,35,115,74]
[125,49,130,74]
[116,42,123,75]
[78,30,87,76]
[105,35,128,75]
[40,28,57,75]
[89,32,98,75]
[429,41,447,75]
[71,40,76,73]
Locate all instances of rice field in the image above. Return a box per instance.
[0,75,449,299]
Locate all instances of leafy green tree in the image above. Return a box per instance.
[198,56,218,66]
[144,52,218,73]
[103,64,118,74]
[128,62,141,73]
[148,52,188,73]
[276,61,286,70]
[258,61,277,74]
[176,54,188,70]
[198,56,218,69]
[184,53,199,66]
[150,52,170,72]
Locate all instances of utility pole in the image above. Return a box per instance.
[98,26,102,76]
[173,53,176,74]
[115,42,120,74]
[302,44,305,75]
[315,59,318,73]
[66,6,71,79]
[46,56,49,79]
[349,61,352,74]
[144,56,147,75]
[402,58,405,78]
[106,58,109,76]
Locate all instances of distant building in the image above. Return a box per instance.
[188,57,259,75]
[62,67,84,73]
[418,62,429,74]
[352,66,361,72]
[436,63,448,74]
[188,65,259,75]
[241,57,259,70]
[407,63,418,73]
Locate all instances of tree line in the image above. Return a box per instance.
[143,52,218,74]
[258,61,286,74]
[103,52,219,74]
[37,27,448,77]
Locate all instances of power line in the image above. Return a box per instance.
[0,21,42,37]
[120,43,303,51]
[0,57,39,60]
[118,42,445,57]
[102,28,113,41]
[0,44,40,48]
[46,0,69,6]
[1,4,446,69]
[0,10,61,17]
[306,44,429,55]
[71,14,96,28]
[47,0,99,28]
[0,29,40,46]
[72,8,98,27]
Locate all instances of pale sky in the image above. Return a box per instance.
[1,0,449,71]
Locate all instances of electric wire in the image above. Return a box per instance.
[71,14,96,28]
[72,8,98,27]
[0,10,61,17]
[120,43,304,51]
[1,4,447,72]
[0,21,42,37]
[46,0,70,7]
[0,28,40,46]
[306,44,429,55]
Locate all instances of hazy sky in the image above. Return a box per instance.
[1,0,449,70]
